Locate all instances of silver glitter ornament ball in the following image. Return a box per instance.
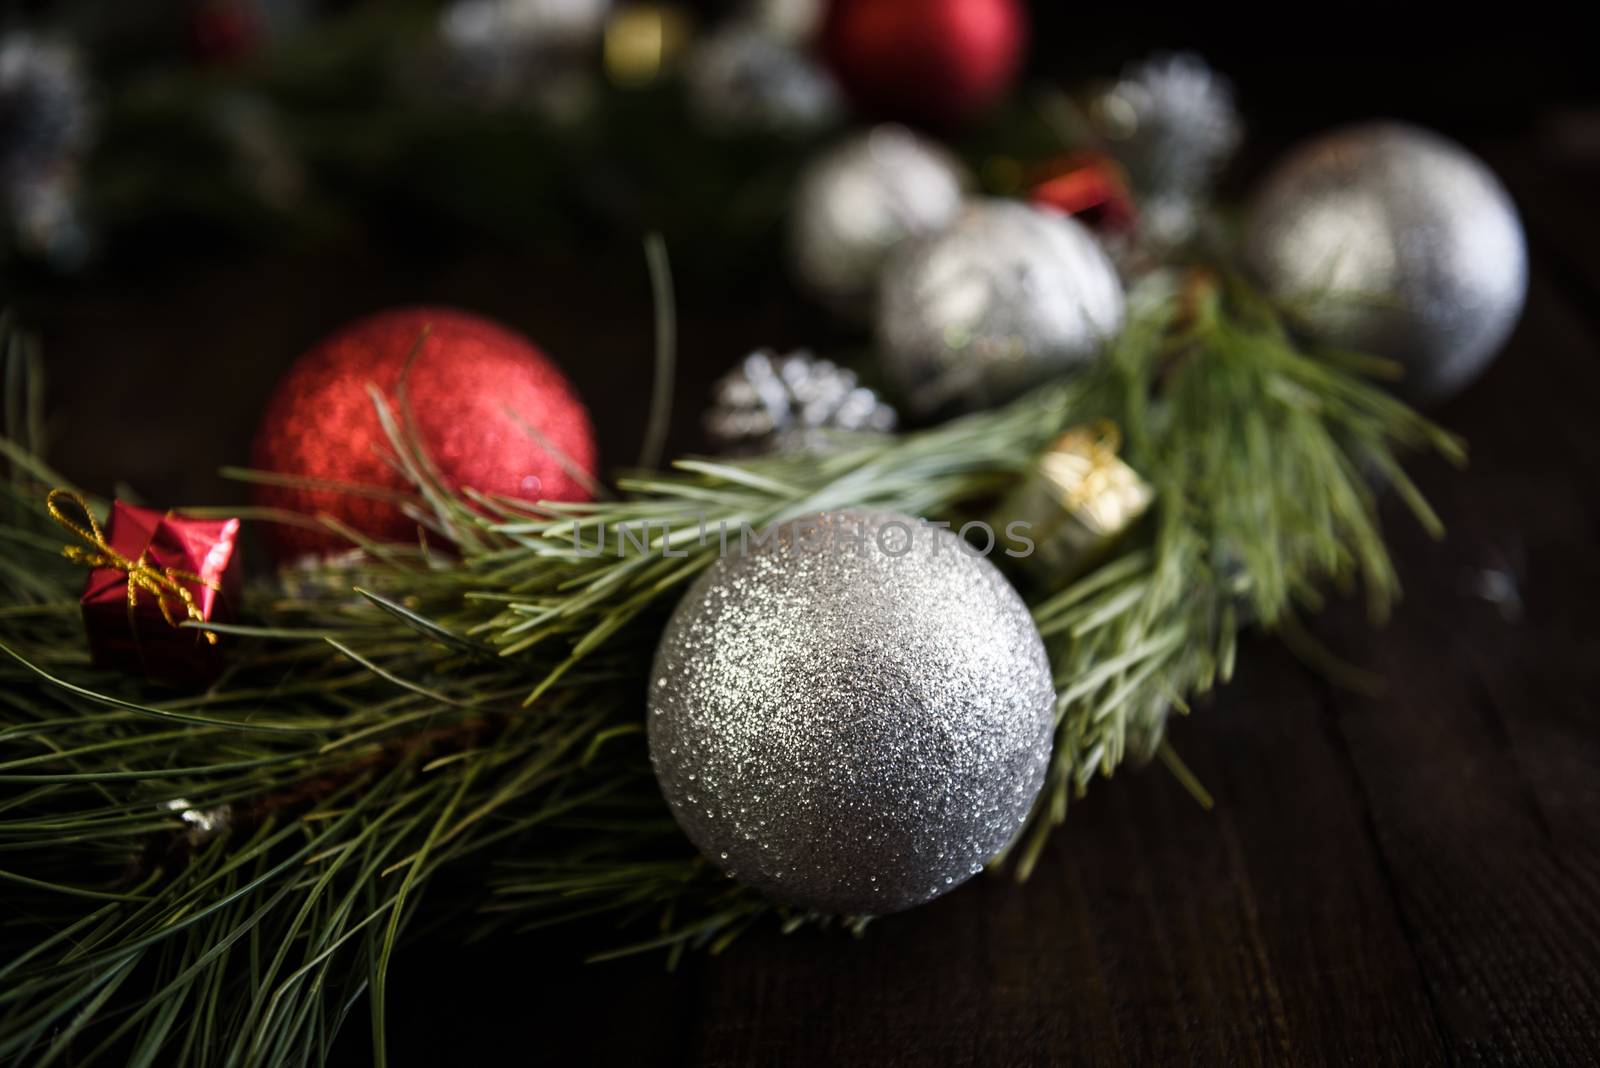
[789,125,969,319]
[877,199,1125,414]
[686,22,840,135]
[648,510,1054,915]
[1,31,93,266]
[434,0,609,119]
[1244,121,1527,403]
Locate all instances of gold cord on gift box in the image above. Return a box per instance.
[1000,420,1154,581]
[47,489,220,644]
[1039,421,1148,532]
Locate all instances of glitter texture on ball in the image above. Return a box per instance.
[647,510,1055,915]
[685,20,840,135]
[876,198,1125,414]
[251,306,597,561]
[789,124,968,319]
[1243,121,1527,403]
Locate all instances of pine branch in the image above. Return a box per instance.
[0,279,1458,1063]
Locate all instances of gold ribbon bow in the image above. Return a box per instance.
[47,489,220,645]
[1039,421,1150,533]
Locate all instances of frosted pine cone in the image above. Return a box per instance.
[704,349,897,455]
[1091,52,1241,250]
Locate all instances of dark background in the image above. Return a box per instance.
[6,1,1600,1064]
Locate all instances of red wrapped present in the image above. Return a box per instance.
[48,490,242,686]
[1028,152,1137,233]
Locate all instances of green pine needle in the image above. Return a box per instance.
[0,275,1458,1064]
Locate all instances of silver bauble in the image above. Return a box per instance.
[435,0,609,118]
[789,125,969,319]
[751,0,825,43]
[1,31,93,266]
[876,199,1125,414]
[440,0,610,54]
[686,22,839,134]
[648,510,1054,915]
[1243,121,1527,403]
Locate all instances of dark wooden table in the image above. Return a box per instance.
[24,127,1600,1065]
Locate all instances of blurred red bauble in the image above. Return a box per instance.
[822,0,1027,126]
[187,0,263,65]
[251,307,597,561]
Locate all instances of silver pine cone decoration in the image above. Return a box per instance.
[1090,52,1241,249]
[704,349,897,455]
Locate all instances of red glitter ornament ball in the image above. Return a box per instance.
[251,307,597,561]
[822,0,1028,127]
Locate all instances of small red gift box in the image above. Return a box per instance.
[77,501,242,686]
[1028,152,1137,233]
